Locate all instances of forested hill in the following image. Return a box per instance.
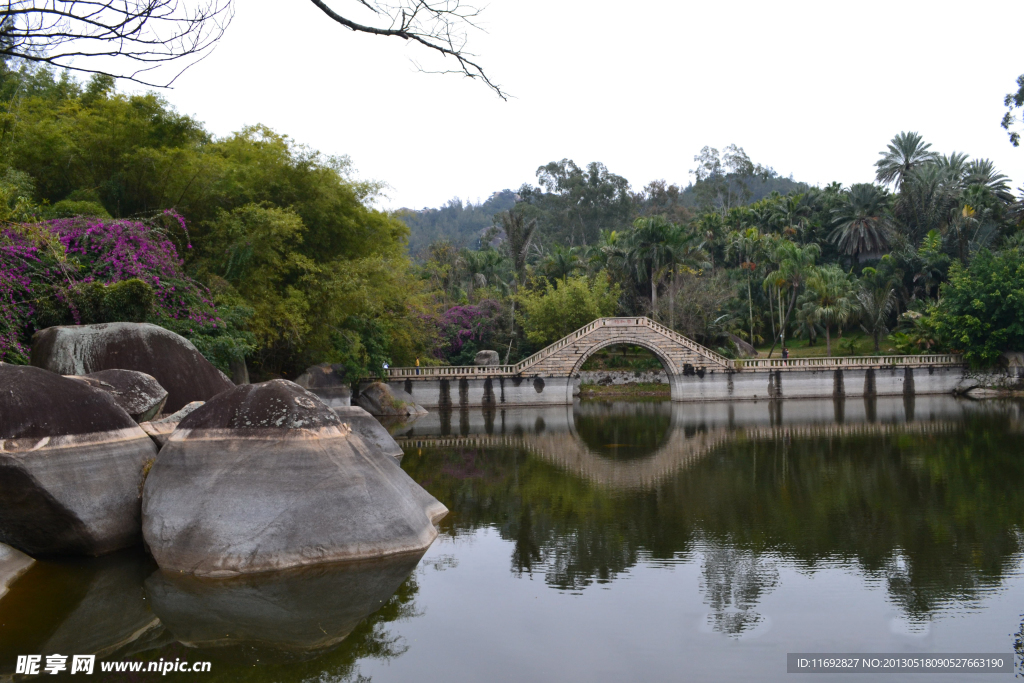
[399,190,517,255]
[397,164,809,256]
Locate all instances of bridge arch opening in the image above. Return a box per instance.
[572,340,679,379]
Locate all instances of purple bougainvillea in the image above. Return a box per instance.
[0,214,221,363]
[437,300,500,358]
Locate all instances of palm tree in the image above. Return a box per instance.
[625,216,675,318]
[964,159,1015,203]
[914,230,948,300]
[497,210,538,288]
[496,209,538,363]
[661,222,709,330]
[763,240,820,357]
[875,131,938,188]
[829,184,894,262]
[857,266,898,352]
[540,245,583,283]
[725,228,766,345]
[802,264,857,356]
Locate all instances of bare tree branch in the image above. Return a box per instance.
[0,1,234,87]
[308,0,506,100]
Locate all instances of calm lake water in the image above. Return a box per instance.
[3,396,1024,681]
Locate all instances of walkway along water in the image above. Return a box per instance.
[368,317,978,407]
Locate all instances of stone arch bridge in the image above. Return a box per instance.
[379,317,966,407]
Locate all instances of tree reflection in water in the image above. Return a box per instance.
[401,399,1024,621]
[699,545,779,636]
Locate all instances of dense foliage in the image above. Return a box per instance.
[1,60,1021,375]
[0,64,435,379]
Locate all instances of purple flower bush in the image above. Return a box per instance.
[0,214,249,366]
[437,300,501,363]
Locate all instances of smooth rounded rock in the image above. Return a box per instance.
[356,382,427,417]
[332,406,404,459]
[474,350,500,366]
[0,365,158,556]
[142,380,447,577]
[145,551,422,652]
[31,322,234,413]
[295,363,351,407]
[0,543,33,601]
[67,369,168,422]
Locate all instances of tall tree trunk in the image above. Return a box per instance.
[651,266,657,319]
[825,324,831,357]
[747,274,754,347]
[767,286,776,343]
[669,264,676,330]
[767,286,798,358]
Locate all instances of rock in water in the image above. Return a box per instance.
[66,369,168,422]
[332,406,404,459]
[31,322,234,413]
[142,380,447,577]
[0,365,158,556]
[139,401,204,448]
[0,542,34,601]
[145,551,423,652]
[356,382,427,417]
[294,363,351,407]
[474,350,500,366]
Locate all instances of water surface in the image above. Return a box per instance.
[3,396,1023,681]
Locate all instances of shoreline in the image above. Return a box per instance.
[578,382,670,398]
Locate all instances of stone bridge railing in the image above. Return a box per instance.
[379,317,963,380]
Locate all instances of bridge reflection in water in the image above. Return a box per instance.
[393,395,995,490]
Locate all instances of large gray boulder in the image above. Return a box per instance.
[0,542,34,601]
[356,382,427,417]
[332,406,404,459]
[31,322,234,413]
[474,350,500,366]
[142,380,447,577]
[0,364,158,556]
[145,551,422,652]
[294,363,351,407]
[67,369,168,422]
[728,333,759,358]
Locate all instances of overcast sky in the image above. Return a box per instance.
[150,0,1023,211]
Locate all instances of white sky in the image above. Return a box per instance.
[142,0,1023,211]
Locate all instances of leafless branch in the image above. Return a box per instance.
[0,1,234,87]
[308,0,506,100]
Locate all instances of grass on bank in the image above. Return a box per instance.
[754,329,898,358]
[579,382,670,398]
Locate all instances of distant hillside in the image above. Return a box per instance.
[399,175,811,256]
[398,190,517,256]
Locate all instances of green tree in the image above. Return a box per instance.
[829,184,894,261]
[515,275,620,346]
[801,264,857,356]
[857,265,899,352]
[932,248,1024,367]
[1001,73,1024,147]
[875,131,938,189]
[763,240,820,356]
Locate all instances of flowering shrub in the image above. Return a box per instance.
[437,300,501,363]
[0,214,251,368]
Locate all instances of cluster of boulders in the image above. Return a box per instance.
[1,323,444,590]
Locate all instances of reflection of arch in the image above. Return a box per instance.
[400,419,963,491]
[573,400,676,461]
